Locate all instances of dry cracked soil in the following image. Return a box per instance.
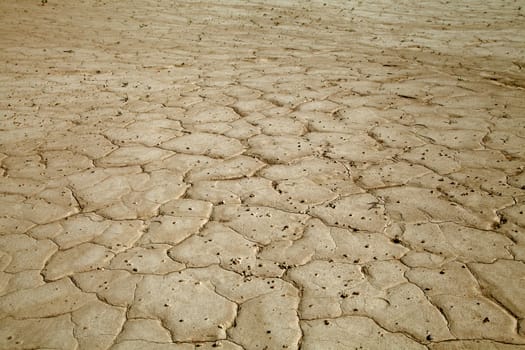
[1,0,525,349]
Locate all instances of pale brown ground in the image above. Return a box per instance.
[1,0,525,349]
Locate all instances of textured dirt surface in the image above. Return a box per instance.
[1,0,525,349]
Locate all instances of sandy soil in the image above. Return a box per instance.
[1,0,525,349]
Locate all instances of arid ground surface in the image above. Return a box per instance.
[1,0,525,349]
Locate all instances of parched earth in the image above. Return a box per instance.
[1,0,525,349]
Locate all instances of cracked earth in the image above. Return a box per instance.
[1,0,525,349]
